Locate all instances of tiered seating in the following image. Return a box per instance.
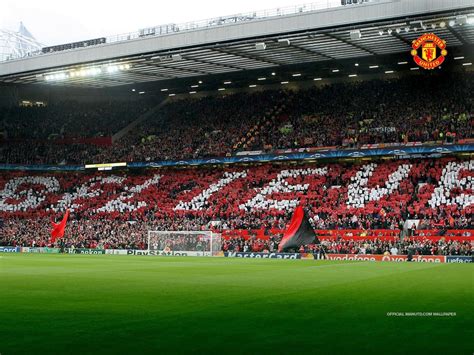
[415,230,473,237]
[220,234,472,256]
[233,96,290,151]
[0,100,153,165]
[249,74,473,151]
[110,90,289,162]
[1,74,472,165]
[0,100,152,139]
[315,229,400,241]
[222,228,402,241]
[413,229,473,241]
[1,158,472,249]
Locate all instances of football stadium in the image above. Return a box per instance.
[0,0,473,353]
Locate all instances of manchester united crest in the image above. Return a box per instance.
[411,33,447,69]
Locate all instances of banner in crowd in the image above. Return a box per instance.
[235,150,264,156]
[20,247,60,254]
[126,249,212,257]
[66,248,106,255]
[1,143,472,171]
[127,144,474,168]
[224,252,317,259]
[0,246,21,253]
[325,254,446,262]
[105,249,129,255]
[445,256,473,263]
[0,164,84,171]
[5,247,471,262]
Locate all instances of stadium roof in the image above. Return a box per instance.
[0,23,42,62]
[0,0,473,89]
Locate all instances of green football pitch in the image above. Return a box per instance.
[0,254,472,355]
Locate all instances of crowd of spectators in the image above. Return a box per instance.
[221,236,472,256]
[0,142,103,165]
[0,91,286,164]
[103,91,288,162]
[0,157,472,251]
[0,100,152,139]
[1,74,472,165]
[0,99,153,165]
[2,216,471,256]
[0,217,211,250]
[250,75,473,151]
[0,158,471,225]
[1,72,472,253]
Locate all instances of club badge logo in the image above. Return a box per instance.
[411,33,447,69]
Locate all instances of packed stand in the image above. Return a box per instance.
[2,217,471,256]
[221,235,472,256]
[1,73,472,166]
[0,100,152,139]
[106,91,288,162]
[247,74,473,151]
[0,157,472,249]
[0,100,153,164]
[0,91,286,164]
[1,218,210,250]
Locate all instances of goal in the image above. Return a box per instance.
[147,231,221,256]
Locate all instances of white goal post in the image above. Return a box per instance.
[147,231,221,256]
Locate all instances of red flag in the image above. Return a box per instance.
[50,209,70,244]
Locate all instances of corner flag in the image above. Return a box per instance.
[278,206,318,252]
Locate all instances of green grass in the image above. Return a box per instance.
[0,254,472,355]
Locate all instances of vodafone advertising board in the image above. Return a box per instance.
[326,254,446,262]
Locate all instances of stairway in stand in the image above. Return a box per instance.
[232,93,292,153]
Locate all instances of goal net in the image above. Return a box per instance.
[147,231,221,256]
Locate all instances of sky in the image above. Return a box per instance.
[1,0,341,46]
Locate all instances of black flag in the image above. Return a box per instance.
[278,206,319,252]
